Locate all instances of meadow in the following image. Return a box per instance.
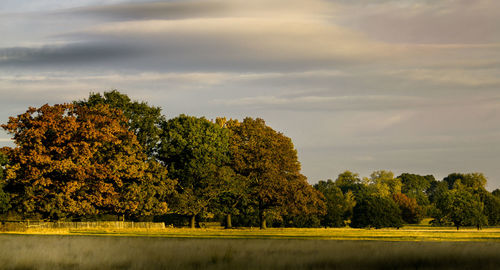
[1,226,499,269]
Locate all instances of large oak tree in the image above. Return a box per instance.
[228,118,323,229]
[1,103,175,220]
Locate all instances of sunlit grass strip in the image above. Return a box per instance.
[3,227,500,242]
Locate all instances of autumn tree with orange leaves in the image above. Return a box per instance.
[228,118,325,229]
[1,103,176,220]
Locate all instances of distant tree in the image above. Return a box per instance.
[350,195,403,229]
[1,103,175,220]
[427,180,449,205]
[228,118,305,229]
[492,189,500,198]
[391,193,422,224]
[282,174,326,227]
[76,90,164,157]
[335,171,370,206]
[434,187,487,230]
[443,173,487,191]
[366,170,402,197]
[479,191,500,226]
[398,173,433,206]
[335,171,362,192]
[157,115,230,228]
[314,180,352,227]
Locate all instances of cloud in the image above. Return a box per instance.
[0,42,142,67]
[337,0,500,44]
[65,0,336,21]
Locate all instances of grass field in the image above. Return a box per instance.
[6,225,500,242]
[1,227,499,269]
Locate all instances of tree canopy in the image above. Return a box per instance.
[76,90,164,158]
[1,103,175,219]
[158,114,231,228]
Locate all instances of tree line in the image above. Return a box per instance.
[0,90,498,229]
[315,171,500,229]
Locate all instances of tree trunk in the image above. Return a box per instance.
[259,211,267,230]
[190,215,196,229]
[225,214,232,229]
[456,225,459,230]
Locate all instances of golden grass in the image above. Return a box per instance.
[4,226,500,242]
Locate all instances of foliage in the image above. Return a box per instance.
[391,193,422,224]
[228,118,320,229]
[443,173,487,191]
[350,195,403,229]
[76,90,164,157]
[398,173,433,206]
[1,103,175,219]
[366,170,402,197]
[492,189,500,198]
[314,180,351,227]
[0,151,10,214]
[481,191,500,226]
[158,115,230,227]
[434,188,487,230]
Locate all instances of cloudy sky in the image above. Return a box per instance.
[1,0,499,189]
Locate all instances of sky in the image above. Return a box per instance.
[1,0,499,189]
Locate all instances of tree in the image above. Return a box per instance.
[482,192,500,226]
[228,118,303,229]
[447,188,486,230]
[157,115,230,228]
[1,103,175,220]
[76,90,164,158]
[350,195,403,229]
[335,171,362,193]
[434,187,486,230]
[391,193,422,224]
[492,189,500,198]
[0,151,10,214]
[398,173,433,206]
[282,174,326,227]
[443,173,487,191]
[366,170,402,197]
[314,180,352,227]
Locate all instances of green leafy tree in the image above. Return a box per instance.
[492,189,500,198]
[482,192,500,226]
[443,173,487,191]
[158,115,230,228]
[1,103,175,220]
[366,170,402,197]
[228,118,307,229]
[76,90,164,157]
[314,180,352,227]
[350,195,403,229]
[335,171,362,193]
[398,173,433,206]
[433,186,487,230]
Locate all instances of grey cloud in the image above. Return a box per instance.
[0,43,143,67]
[63,1,230,21]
